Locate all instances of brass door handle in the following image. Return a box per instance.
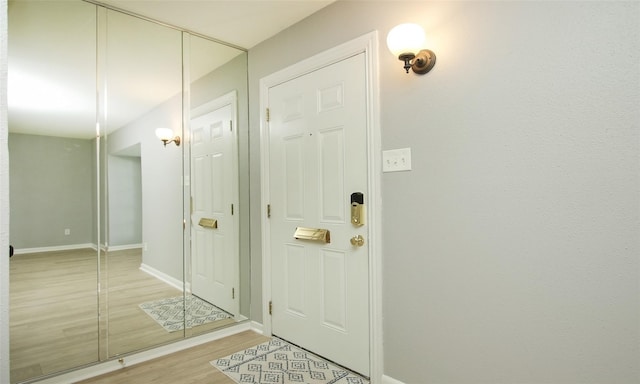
[198,218,217,228]
[350,235,364,247]
[294,227,331,243]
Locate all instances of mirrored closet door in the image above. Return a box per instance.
[8,1,100,381]
[7,1,250,382]
[101,7,185,358]
[184,32,250,338]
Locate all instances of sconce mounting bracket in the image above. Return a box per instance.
[412,49,436,75]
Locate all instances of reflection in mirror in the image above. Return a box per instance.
[7,1,99,382]
[103,8,185,357]
[7,0,251,381]
[185,34,249,336]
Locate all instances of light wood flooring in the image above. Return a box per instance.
[76,330,270,384]
[10,248,237,383]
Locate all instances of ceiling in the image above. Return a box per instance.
[97,0,336,50]
[7,0,335,138]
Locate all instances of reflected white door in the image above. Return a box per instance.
[191,99,238,316]
[268,53,369,376]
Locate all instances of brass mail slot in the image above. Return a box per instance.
[198,218,218,229]
[294,227,331,243]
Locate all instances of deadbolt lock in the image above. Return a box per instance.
[351,192,365,227]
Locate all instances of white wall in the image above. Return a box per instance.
[248,1,640,383]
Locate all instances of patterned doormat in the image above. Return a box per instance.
[139,295,232,332]
[211,338,369,384]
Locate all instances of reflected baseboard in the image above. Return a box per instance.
[106,243,143,251]
[139,262,188,292]
[13,243,97,255]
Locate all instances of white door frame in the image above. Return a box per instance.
[259,31,382,381]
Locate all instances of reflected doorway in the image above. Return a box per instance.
[108,144,142,250]
[190,92,240,318]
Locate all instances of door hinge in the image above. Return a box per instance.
[230,120,233,131]
[183,219,186,230]
[269,300,273,315]
[231,204,234,215]
[232,287,235,299]
[266,108,270,122]
[267,204,271,218]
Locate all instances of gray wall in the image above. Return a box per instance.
[107,151,142,247]
[9,133,94,249]
[248,1,640,383]
[107,94,183,281]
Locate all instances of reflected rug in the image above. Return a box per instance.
[211,338,369,384]
[139,295,232,332]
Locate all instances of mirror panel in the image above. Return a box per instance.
[103,8,185,357]
[7,1,251,382]
[185,34,249,336]
[7,1,99,382]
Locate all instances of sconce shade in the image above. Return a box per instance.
[386,23,426,57]
[155,128,174,141]
[387,23,436,75]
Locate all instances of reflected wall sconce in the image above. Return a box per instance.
[387,23,436,75]
[155,128,181,147]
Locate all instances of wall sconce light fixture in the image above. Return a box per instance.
[155,128,181,147]
[387,23,436,75]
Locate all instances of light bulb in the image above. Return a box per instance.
[386,23,426,58]
[155,128,174,141]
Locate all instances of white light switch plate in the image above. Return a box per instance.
[382,148,412,172]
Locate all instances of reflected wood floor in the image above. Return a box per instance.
[10,248,236,383]
[76,330,270,384]
[10,249,100,383]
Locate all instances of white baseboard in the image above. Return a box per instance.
[13,243,96,255]
[250,321,264,335]
[381,374,406,384]
[139,263,184,292]
[34,322,252,384]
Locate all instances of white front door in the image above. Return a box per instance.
[267,53,369,376]
[190,96,238,316]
